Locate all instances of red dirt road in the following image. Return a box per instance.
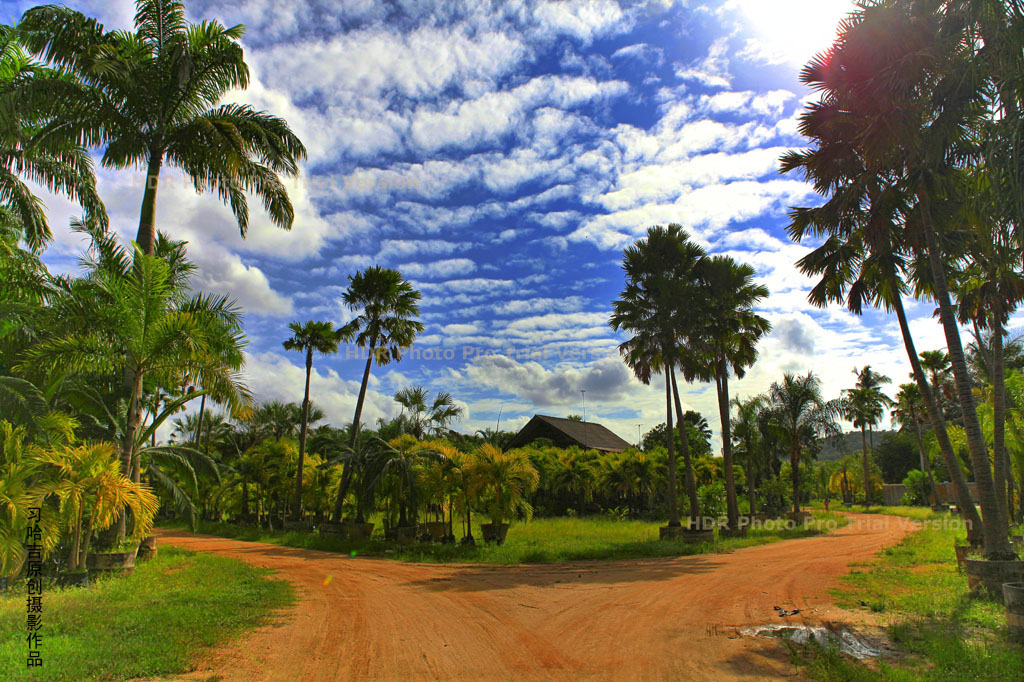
[156,513,915,682]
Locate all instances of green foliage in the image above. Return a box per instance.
[875,431,921,483]
[697,481,725,519]
[900,469,931,506]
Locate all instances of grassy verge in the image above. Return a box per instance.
[0,546,293,682]
[794,506,1023,682]
[159,511,850,565]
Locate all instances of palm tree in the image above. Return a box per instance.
[282,321,343,521]
[0,25,105,249]
[731,394,766,516]
[892,382,938,506]
[468,444,539,542]
[611,224,706,529]
[21,229,249,538]
[780,3,987,548]
[786,0,1011,558]
[767,372,842,515]
[843,366,892,505]
[329,267,423,522]
[19,0,305,255]
[393,385,465,439]
[367,435,449,529]
[693,255,770,530]
[36,440,158,574]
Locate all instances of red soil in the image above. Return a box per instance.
[155,512,915,682]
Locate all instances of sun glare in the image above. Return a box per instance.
[734,0,858,66]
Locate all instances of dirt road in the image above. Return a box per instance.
[156,513,915,682]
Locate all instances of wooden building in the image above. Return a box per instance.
[505,414,632,452]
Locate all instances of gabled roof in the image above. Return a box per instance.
[506,414,633,452]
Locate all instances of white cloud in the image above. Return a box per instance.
[397,258,477,279]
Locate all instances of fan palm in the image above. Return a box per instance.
[781,2,988,547]
[767,372,842,515]
[18,0,305,255]
[282,320,343,520]
[787,0,1011,557]
[330,266,423,522]
[610,224,705,528]
[692,255,770,530]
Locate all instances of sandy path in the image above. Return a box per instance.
[155,513,915,682]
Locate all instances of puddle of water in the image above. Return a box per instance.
[740,624,882,659]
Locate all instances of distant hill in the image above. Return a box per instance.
[817,430,898,461]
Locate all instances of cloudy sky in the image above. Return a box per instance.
[8,0,971,449]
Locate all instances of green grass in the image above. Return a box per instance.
[793,507,1023,682]
[0,547,293,682]
[160,511,850,565]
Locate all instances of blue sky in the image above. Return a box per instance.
[8,0,965,448]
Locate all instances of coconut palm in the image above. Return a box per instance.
[282,320,343,520]
[0,26,105,250]
[366,435,449,529]
[892,382,938,506]
[18,0,305,255]
[393,385,465,439]
[693,255,770,530]
[767,373,842,515]
[330,266,423,523]
[611,224,706,528]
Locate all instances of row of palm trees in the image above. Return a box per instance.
[783,0,1024,559]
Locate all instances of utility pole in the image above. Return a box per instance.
[581,389,587,449]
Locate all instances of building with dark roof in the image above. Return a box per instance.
[505,414,633,452]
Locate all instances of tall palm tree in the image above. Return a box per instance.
[611,224,706,528]
[0,25,106,250]
[892,382,938,506]
[330,266,423,523]
[767,372,842,515]
[693,255,770,530]
[843,366,892,505]
[732,394,767,516]
[393,385,465,439]
[787,0,1011,558]
[19,0,305,255]
[780,2,988,549]
[282,320,343,521]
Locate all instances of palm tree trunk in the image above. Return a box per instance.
[920,200,1012,558]
[991,314,1009,521]
[196,393,207,452]
[136,151,163,256]
[716,360,739,529]
[663,370,680,527]
[791,446,801,515]
[893,283,983,545]
[861,425,870,505]
[292,350,313,521]
[911,416,937,506]
[746,450,756,516]
[330,348,376,523]
[670,367,700,526]
[349,350,375,448]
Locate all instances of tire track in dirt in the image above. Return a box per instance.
[155,513,915,682]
